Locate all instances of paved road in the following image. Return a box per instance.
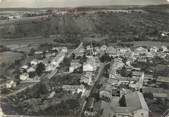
[81,63,106,117]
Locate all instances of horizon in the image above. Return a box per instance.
[0,0,168,8]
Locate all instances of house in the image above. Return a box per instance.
[6,80,16,89]
[161,46,168,52]
[34,51,44,59]
[150,46,159,53]
[100,45,107,52]
[146,52,154,58]
[157,52,167,58]
[45,52,56,58]
[135,47,148,55]
[83,56,97,72]
[20,73,30,81]
[27,67,36,73]
[20,65,29,73]
[62,85,85,94]
[27,67,36,78]
[119,48,131,55]
[100,92,149,117]
[161,31,169,37]
[86,45,93,51]
[106,46,117,57]
[51,47,59,51]
[69,60,81,73]
[94,46,100,52]
[137,56,147,62]
[132,71,143,79]
[99,84,113,101]
[21,65,29,70]
[73,42,85,58]
[83,63,95,72]
[45,64,55,72]
[30,60,38,66]
[84,98,97,117]
[61,47,68,53]
[80,72,94,85]
[109,58,124,79]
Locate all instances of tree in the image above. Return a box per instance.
[62,57,71,67]
[28,48,35,56]
[99,53,111,63]
[144,92,154,99]
[36,62,45,76]
[119,95,126,107]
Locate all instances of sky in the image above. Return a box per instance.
[0,0,168,8]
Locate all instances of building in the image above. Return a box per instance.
[117,48,131,56]
[62,85,85,94]
[73,42,85,58]
[30,60,38,66]
[80,72,94,86]
[100,45,107,52]
[135,47,148,55]
[100,92,149,117]
[132,71,143,79]
[34,51,44,59]
[106,46,117,57]
[61,47,68,53]
[6,80,16,89]
[150,46,159,53]
[137,56,147,63]
[161,46,168,52]
[20,73,29,81]
[83,56,97,72]
[109,58,124,79]
[69,60,81,73]
[83,63,95,72]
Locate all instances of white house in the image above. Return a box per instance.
[62,85,85,95]
[69,60,81,73]
[135,47,148,54]
[161,46,168,52]
[150,46,159,53]
[20,73,29,81]
[83,63,95,72]
[106,46,117,57]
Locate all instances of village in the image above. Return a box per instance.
[0,41,169,117]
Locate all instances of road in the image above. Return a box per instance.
[81,63,106,117]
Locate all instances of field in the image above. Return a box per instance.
[121,41,169,47]
[0,5,169,46]
[0,51,23,76]
[0,51,23,65]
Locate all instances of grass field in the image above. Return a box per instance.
[0,51,23,65]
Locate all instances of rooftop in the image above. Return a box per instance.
[101,91,149,116]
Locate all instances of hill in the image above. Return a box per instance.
[0,5,169,44]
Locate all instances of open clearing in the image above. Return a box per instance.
[0,51,23,65]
